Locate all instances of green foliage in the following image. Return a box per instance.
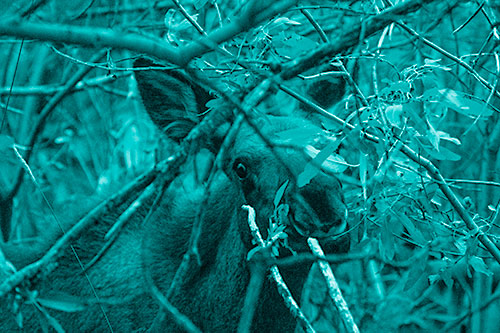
[1,0,499,332]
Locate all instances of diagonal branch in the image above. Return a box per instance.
[282,84,500,265]
[280,0,444,80]
[5,50,107,202]
[0,155,176,298]
[0,0,297,67]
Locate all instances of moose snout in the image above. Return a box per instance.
[288,182,348,240]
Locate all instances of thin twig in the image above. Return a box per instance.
[0,155,177,297]
[307,238,359,333]
[396,22,500,99]
[149,282,202,333]
[279,83,500,265]
[6,50,107,202]
[84,183,157,272]
[280,0,442,80]
[171,0,207,35]
[300,9,328,43]
[0,72,130,96]
[237,260,266,333]
[243,205,315,333]
[0,0,297,67]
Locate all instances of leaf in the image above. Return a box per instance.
[274,124,321,145]
[37,306,66,333]
[403,250,428,291]
[469,256,493,276]
[247,246,262,261]
[403,102,428,134]
[379,218,395,261]
[359,153,368,200]
[37,296,87,313]
[426,119,440,151]
[298,139,342,187]
[429,127,459,150]
[272,17,302,26]
[274,180,289,208]
[454,238,467,255]
[439,264,455,289]
[426,146,461,161]
[423,58,452,71]
[273,204,289,227]
[428,274,440,285]
[385,105,404,127]
[416,137,461,161]
[423,88,493,117]
[398,214,427,245]
[437,131,461,145]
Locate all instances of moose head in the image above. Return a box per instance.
[1,58,349,332]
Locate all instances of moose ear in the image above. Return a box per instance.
[301,63,346,114]
[133,58,213,142]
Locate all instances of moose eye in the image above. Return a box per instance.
[233,160,248,179]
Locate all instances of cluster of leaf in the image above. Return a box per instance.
[332,9,500,333]
[1,0,499,332]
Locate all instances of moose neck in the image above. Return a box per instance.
[145,203,310,332]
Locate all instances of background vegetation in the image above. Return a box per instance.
[0,0,499,332]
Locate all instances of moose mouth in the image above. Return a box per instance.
[274,202,348,251]
[270,182,348,251]
[287,209,347,240]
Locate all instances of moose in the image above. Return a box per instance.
[0,58,349,332]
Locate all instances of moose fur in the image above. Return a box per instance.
[0,58,348,332]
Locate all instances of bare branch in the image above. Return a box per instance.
[5,50,107,202]
[243,205,315,333]
[280,0,445,80]
[307,238,359,333]
[0,0,298,67]
[280,83,500,265]
[0,155,178,297]
[0,72,130,97]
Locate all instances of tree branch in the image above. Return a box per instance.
[280,0,443,80]
[0,155,176,297]
[281,83,500,265]
[0,0,298,67]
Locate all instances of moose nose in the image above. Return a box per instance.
[297,185,347,237]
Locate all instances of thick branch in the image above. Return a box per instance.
[0,19,182,64]
[0,156,175,297]
[0,0,297,67]
[283,85,500,264]
[280,0,442,80]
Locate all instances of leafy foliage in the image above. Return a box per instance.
[0,0,499,332]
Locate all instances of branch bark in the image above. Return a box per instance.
[0,155,176,297]
[0,0,297,67]
[280,0,444,80]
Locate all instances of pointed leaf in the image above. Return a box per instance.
[469,256,493,276]
[37,296,87,313]
[423,88,493,117]
[274,180,289,208]
[298,139,342,187]
[385,105,404,128]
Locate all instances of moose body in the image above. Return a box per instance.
[1,59,348,332]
